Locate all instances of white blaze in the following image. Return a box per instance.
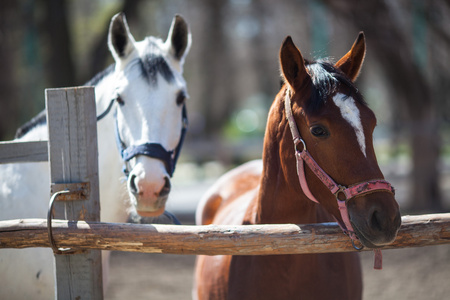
[332,93,366,157]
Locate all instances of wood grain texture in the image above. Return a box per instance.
[0,140,48,163]
[1,214,448,255]
[46,87,102,299]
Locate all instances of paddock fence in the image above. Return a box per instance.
[1,214,449,255]
[0,87,449,300]
[0,87,102,299]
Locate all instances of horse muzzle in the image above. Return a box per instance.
[348,192,402,248]
[127,163,172,217]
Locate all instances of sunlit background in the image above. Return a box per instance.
[1,1,450,299]
[3,0,449,214]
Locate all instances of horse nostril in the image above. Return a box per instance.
[128,174,139,196]
[394,212,402,229]
[370,210,384,232]
[159,177,171,197]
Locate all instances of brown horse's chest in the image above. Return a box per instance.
[225,253,362,300]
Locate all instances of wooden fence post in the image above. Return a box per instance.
[46,87,102,299]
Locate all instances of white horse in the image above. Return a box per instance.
[0,13,191,299]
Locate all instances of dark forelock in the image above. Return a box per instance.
[139,38,175,85]
[304,60,366,114]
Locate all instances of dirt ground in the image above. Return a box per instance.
[105,236,450,300]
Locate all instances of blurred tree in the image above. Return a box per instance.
[248,0,276,102]
[3,0,448,204]
[87,0,144,82]
[0,1,21,140]
[38,0,75,88]
[197,0,238,137]
[323,0,450,211]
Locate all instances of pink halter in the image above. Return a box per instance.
[284,89,395,269]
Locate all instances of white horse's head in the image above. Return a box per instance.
[107,13,191,217]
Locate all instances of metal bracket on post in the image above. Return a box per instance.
[47,182,90,255]
[50,182,90,201]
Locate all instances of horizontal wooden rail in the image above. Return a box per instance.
[0,140,48,164]
[0,214,449,255]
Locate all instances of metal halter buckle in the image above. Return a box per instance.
[351,238,364,251]
[334,185,348,202]
[294,138,306,153]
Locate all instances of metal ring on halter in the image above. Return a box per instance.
[294,138,306,153]
[334,186,348,202]
[351,237,365,251]
[47,190,78,255]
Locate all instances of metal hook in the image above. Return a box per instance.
[47,190,83,255]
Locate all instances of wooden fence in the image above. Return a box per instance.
[0,87,449,299]
[1,214,449,255]
[0,87,102,299]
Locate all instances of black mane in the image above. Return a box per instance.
[15,65,116,139]
[85,63,115,86]
[14,110,47,139]
[304,60,366,114]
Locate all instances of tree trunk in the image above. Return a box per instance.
[0,1,20,140]
[87,0,143,82]
[198,0,237,137]
[39,0,75,88]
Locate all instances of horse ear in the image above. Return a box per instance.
[335,32,366,82]
[165,15,192,63]
[279,36,309,91]
[108,13,137,62]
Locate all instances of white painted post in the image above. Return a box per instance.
[46,87,103,299]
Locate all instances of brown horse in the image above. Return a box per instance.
[193,33,401,300]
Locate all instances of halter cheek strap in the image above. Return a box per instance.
[115,104,188,178]
[97,98,188,178]
[296,147,395,239]
[285,89,394,269]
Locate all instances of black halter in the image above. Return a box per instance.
[97,99,188,178]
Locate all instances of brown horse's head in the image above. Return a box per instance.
[279,33,401,248]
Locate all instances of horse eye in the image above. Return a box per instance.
[310,125,329,138]
[116,95,125,106]
[176,91,186,106]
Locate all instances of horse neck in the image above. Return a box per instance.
[93,70,117,118]
[93,70,124,153]
[93,71,119,148]
[92,72,127,222]
[256,88,318,225]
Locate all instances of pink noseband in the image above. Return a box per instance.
[285,90,395,269]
